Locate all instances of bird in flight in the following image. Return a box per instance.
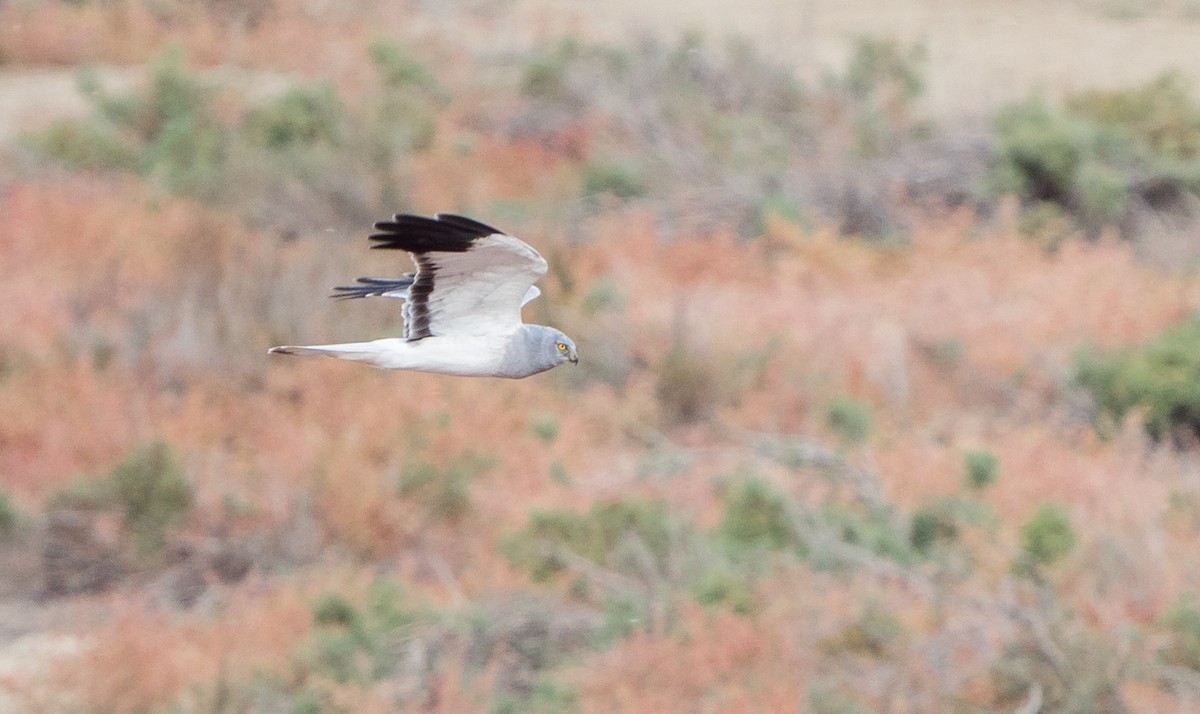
[269,213,578,378]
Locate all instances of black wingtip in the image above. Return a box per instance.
[367,213,503,253]
[432,213,503,236]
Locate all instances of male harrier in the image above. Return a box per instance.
[269,214,577,378]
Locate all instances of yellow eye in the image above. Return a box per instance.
[557,343,568,352]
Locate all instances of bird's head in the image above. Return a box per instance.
[551,331,578,365]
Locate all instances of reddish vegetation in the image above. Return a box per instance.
[3,1,1200,711]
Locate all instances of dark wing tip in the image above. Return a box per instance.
[368,213,503,254]
[432,213,504,237]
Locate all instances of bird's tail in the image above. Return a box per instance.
[267,341,396,365]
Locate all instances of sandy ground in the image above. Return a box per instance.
[447,0,1200,119]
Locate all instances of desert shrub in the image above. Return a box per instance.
[1066,71,1200,161]
[595,595,647,644]
[820,601,904,658]
[908,504,958,556]
[297,578,425,694]
[689,563,755,615]
[991,72,1200,235]
[519,36,578,99]
[1019,503,1076,570]
[505,497,673,583]
[492,681,578,714]
[35,48,226,195]
[1160,593,1200,671]
[247,84,344,149]
[824,396,873,447]
[0,490,19,537]
[808,682,873,714]
[397,453,495,523]
[530,413,560,444]
[829,35,929,157]
[580,158,646,201]
[963,449,999,490]
[717,477,800,553]
[110,47,229,195]
[30,42,443,222]
[31,120,140,172]
[312,592,360,629]
[991,627,1126,713]
[110,440,194,557]
[840,37,925,104]
[34,48,227,194]
[506,33,816,234]
[817,502,916,566]
[1075,318,1200,440]
[506,497,760,618]
[47,441,193,558]
[369,39,437,91]
[717,470,924,569]
[367,39,443,154]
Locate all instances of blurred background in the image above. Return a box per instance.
[2,0,1200,711]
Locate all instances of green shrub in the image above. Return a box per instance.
[397,453,494,523]
[1161,593,1200,671]
[369,40,437,90]
[826,36,928,158]
[548,461,572,487]
[37,47,230,196]
[49,473,115,511]
[102,45,215,142]
[718,477,799,552]
[820,602,904,658]
[248,85,344,149]
[1075,319,1200,439]
[581,159,647,200]
[908,506,958,555]
[0,490,19,537]
[505,497,673,582]
[690,564,755,614]
[368,39,444,150]
[492,680,578,714]
[32,120,140,172]
[530,413,559,444]
[30,42,440,217]
[841,36,926,104]
[45,441,192,557]
[1066,71,1200,161]
[596,595,646,644]
[302,578,422,686]
[110,440,194,557]
[520,37,578,99]
[991,72,1200,234]
[808,681,872,714]
[312,593,360,629]
[1019,504,1076,568]
[818,502,915,566]
[514,33,817,234]
[963,449,999,490]
[825,396,873,447]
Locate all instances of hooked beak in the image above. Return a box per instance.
[569,349,578,364]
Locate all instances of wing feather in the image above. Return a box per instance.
[366,214,547,340]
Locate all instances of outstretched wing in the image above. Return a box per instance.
[367,213,548,340]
